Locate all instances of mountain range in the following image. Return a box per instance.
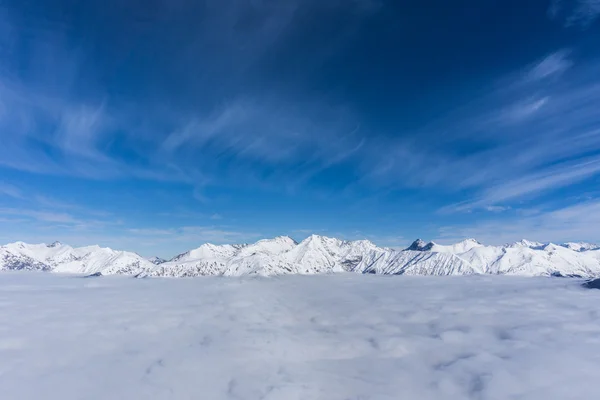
[1,235,599,278]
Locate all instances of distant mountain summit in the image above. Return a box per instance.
[1,236,599,278]
[405,239,434,251]
[146,256,166,265]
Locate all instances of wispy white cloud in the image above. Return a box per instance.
[440,157,600,213]
[498,97,550,122]
[292,229,318,235]
[0,182,22,199]
[482,158,600,202]
[0,181,115,219]
[127,228,177,236]
[162,104,247,152]
[0,72,114,177]
[36,44,594,220]
[485,205,510,213]
[33,195,112,218]
[525,50,573,82]
[362,49,600,216]
[0,72,197,182]
[550,0,600,28]
[0,3,366,194]
[0,186,117,231]
[157,210,210,219]
[573,0,600,26]
[162,98,363,170]
[0,8,196,183]
[56,103,108,160]
[127,225,263,250]
[0,207,82,224]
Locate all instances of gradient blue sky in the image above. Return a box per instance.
[1,0,600,258]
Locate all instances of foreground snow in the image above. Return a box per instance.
[2,235,600,278]
[0,273,599,399]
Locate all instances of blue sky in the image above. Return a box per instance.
[1,0,600,258]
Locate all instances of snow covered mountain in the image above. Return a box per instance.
[1,236,600,278]
[145,235,385,277]
[0,241,154,275]
[378,239,600,277]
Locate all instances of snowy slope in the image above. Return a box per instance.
[2,236,600,278]
[148,242,252,277]
[146,235,387,277]
[0,241,154,275]
[398,239,600,278]
[266,235,385,275]
[148,237,294,277]
[171,243,245,262]
[356,249,478,275]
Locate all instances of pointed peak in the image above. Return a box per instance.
[296,234,343,250]
[303,234,330,242]
[405,239,434,251]
[147,256,166,265]
[308,234,324,240]
[47,241,62,248]
[278,235,298,244]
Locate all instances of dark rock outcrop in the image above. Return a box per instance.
[582,278,600,289]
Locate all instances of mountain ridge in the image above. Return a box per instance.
[1,236,599,278]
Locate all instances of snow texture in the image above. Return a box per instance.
[0,272,599,400]
[2,235,600,278]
